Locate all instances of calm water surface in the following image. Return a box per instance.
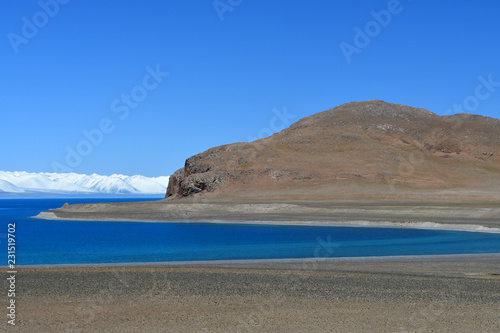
[1,197,500,265]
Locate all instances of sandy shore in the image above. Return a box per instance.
[8,255,500,332]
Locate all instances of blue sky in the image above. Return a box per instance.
[1,0,499,177]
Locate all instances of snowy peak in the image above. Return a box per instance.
[0,171,169,195]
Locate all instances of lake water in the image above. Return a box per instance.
[1,197,500,266]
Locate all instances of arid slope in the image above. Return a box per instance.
[166,100,500,200]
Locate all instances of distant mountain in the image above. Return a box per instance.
[166,100,500,200]
[0,171,169,195]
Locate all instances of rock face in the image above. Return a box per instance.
[166,100,500,199]
[165,142,258,198]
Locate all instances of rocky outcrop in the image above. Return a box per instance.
[166,143,258,198]
[166,100,500,199]
[166,167,228,197]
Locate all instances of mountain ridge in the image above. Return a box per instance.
[166,100,500,200]
[0,171,169,195]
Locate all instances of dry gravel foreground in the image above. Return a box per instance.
[5,256,500,332]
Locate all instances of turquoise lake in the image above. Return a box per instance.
[1,197,500,266]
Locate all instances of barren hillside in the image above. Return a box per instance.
[166,100,500,200]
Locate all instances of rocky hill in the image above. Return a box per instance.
[166,100,500,200]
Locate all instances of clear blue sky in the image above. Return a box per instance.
[1,0,499,177]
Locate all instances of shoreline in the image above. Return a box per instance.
[34,210,500,234]
[10,252,500,269]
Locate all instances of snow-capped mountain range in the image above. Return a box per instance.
[0,171,169,195]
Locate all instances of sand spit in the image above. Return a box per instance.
[35,199,500,232]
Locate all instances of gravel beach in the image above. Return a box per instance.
[7,255,500,332]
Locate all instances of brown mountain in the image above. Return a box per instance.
[166,100,500,201]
